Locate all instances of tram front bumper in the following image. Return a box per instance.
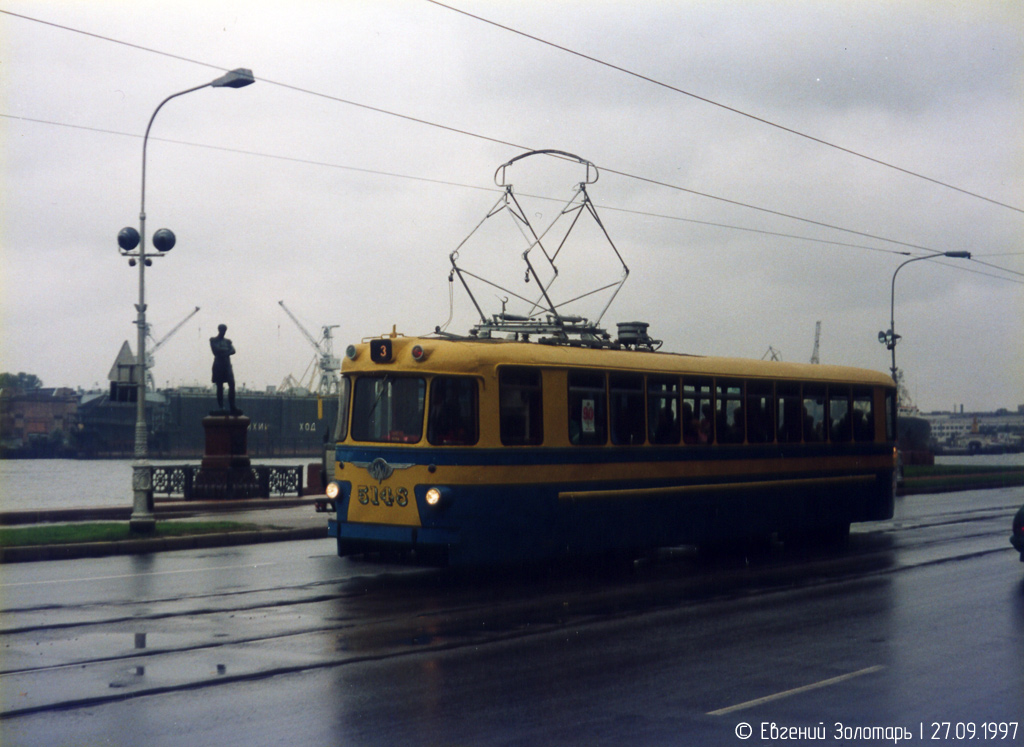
[328,518,459,550]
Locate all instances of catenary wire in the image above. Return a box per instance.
[0,111,940,260]
[2,11,1018,280]
[0,8,1007,261]
[5,110,1020,286]
[423,0,1024,216]
[969,258,1024,278]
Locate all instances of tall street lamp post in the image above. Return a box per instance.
[118,68,255,532]
[878,251,972,385]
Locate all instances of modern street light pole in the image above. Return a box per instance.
[118,68,255,532]
[878,251,972,386]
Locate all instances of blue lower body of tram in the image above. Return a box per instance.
[324,444,896,566]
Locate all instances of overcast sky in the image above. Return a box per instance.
[2,0,1021,412]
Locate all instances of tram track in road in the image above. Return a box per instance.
[871,498,1018,563]
[1,498,1019,719]
[885,501,1018,533]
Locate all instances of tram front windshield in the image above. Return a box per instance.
[351,376,425,443]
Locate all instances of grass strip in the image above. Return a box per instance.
[0,521,259,548]
[900,466,1024,495]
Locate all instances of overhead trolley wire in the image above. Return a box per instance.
[0,111,925,260]
[423,0,1024,216]
[0,8,224,73]
[970,258,1024,278]
[596,166,940,256]
[0,112,503,194]
[3,8,1018,282]
[9,111,1021,286]
[0,9,995,249]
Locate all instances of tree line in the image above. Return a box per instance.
[0,372,43,392]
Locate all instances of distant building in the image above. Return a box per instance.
[926,414,973,443]
[923,410,1024,454]
[108,340,142,402]
[0,387,79,456]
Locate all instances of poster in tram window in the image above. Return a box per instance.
[581,398,596,434]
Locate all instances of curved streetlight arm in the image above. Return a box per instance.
[884,250,972,383]
[890,255,929,336]
[140,83,213,224]
[890,251,972,332]
[140,69,255,224]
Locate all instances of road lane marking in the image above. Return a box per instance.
[707,665,885,716]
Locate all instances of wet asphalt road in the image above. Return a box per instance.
[2,488,1023,746]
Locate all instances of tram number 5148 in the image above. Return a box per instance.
[357,485,409,507]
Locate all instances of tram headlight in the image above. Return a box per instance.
[325,481,342,500]
[425,487,443,507]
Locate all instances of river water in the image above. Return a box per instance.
[1,453,1021,513]
[0,458,322,512]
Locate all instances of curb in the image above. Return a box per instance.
[0,525,329,564]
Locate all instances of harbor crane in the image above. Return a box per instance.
[810,320,822,364]
[144,306,200,388]
[278,300,340,395]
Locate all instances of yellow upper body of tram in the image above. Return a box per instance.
[323,332,897,565]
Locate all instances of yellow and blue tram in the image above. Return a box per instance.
[318,330,897,566]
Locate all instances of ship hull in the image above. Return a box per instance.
[76,390,339,459]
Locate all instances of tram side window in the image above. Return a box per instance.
[610,374,645,445]
[568,371,607,445]
[648,377,681,445]
[716,380,744,444]
[777,383,802,443]
[351,376,425,443]
[428,376,478,446]
[852,388,874,442]
[682,378,713,444]
[829,386,852,442]
[499,368,543,445]
[746,381,774,443]
[803,385,826,443]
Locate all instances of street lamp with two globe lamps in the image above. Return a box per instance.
[118,68,255,532]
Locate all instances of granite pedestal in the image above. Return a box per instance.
[192,415,260,500]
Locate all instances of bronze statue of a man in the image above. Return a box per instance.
[210,324,239,415]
